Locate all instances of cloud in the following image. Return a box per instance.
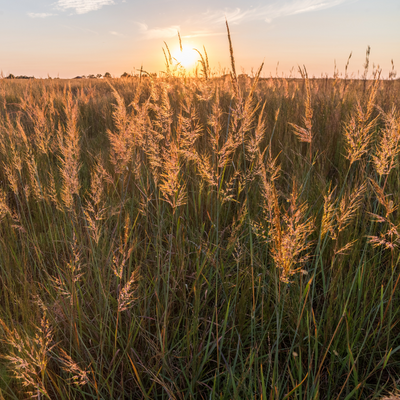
[137,22,180,40]
[110,31,124,37]
[204,8,250,24]
[136,23,224,41]
[28,12,55,18]
[263,0,350,19]
[204,0,351,25]
[181,31,225,39]
[54,0,115,14]
[136,0,351,41]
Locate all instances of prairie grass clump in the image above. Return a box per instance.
[0,44,400,399]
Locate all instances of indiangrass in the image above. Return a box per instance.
[0,44,400,400]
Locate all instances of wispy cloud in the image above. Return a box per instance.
[137,23,180,40]
[204,8,251,24]
[204,0,351,24]
[136,0,351,41]
[28,12,55,18]
[110,31,125,37]
[182,30,225,39]
[55,0,115,14]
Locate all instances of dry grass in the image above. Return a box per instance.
[0,42,400,399]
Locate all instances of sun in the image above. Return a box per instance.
[172,46,198,69]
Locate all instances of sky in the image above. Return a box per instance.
[0,0,399,79]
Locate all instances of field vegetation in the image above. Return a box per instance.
[0,36,400,399]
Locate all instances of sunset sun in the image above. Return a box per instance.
[172,46,198,69]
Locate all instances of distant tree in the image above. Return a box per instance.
[15,75,35,79]
[104,72,111,78]
[87,74,96,79]
[121,72,131,78]
[96,73,102,79]
[6,74,15,79]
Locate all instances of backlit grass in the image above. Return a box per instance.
[0,48,400,399]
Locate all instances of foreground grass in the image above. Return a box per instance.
[0,72,399,399]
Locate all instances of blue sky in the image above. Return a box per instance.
[0,0,399,78]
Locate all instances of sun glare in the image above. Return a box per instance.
[172,46,198,69]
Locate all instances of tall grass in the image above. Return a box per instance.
[0,46,400,399]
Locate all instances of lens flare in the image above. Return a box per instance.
[172,47,198,69]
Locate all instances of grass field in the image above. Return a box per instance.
[0,55,400,399]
